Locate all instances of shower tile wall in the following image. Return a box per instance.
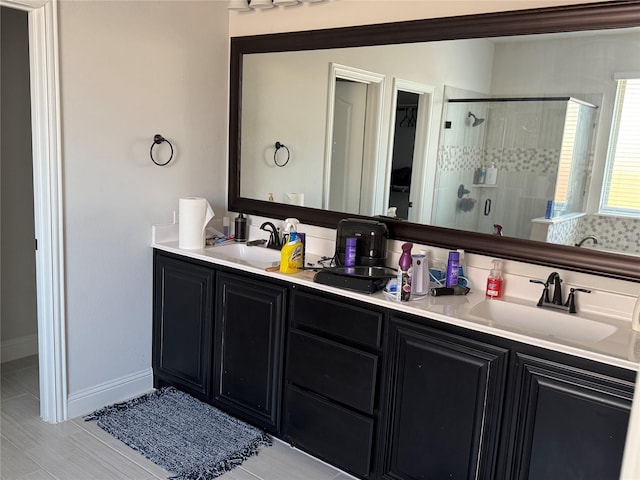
[434,99,571,239]
[545,215,583,245]
[433,100,485,232]
[578,215,640,254]
[539,215,640,254]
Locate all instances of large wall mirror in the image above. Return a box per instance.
[229,1,640,282]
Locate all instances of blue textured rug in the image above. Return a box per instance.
[85,387,272,480]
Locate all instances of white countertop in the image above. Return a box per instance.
[153,239,639,372]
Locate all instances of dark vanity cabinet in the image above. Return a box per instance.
[502,353,634,480]
[212,272,287,433]
[152,250,287,430]
[379,314,634,480]
[283,287,385,479]
[152,251,215,401]
[381,315,508,480]
[153,250,635,480]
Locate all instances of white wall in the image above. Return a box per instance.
[1,7,38,362]
[58,0,228,413]
[229,0,604,37]
[241,40,494,209]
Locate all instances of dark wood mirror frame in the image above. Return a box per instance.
[229,0,640,282]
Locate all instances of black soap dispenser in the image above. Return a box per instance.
[234,212,247,242]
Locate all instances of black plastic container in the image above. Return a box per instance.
[336,219,388,267]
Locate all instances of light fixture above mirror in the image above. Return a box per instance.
[229,0,326,10]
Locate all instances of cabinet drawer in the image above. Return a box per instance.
[288,330,378,414]
[292,290,383,348]
[284,385,375,478]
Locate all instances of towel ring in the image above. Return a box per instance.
[150,134,174,166]
[274,141,290,167]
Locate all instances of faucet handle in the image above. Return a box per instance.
[530,279,550,306]
[565,287,592,314]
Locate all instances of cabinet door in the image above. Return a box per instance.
[153,252,214,401]
[382,317,508,480]
[506,353,634,480]
[213,272,286,432]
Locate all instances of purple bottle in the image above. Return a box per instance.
[397,243,413,302]
[345,237,357,266]
[446,251,460,287]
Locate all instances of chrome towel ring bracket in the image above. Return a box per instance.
[150,134,174,166]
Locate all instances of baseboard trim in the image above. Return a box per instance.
[67,368,154,419]
[1,334,38,363]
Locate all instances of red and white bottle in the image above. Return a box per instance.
[486,259,503,299]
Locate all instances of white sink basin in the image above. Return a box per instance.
[209,243,280,267]
[467,300,617,344]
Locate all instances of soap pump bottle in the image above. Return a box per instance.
[397,243,413,302]
[234,212,247,242]
[486,259,503,299]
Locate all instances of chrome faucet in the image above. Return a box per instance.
[529,272,591,314]
[259,222,281,250]
[575,235,598,247]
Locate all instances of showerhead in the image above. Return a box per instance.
[468,111,485,127]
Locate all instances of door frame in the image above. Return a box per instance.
[323,63,385,215]
[1,0,67,423]
[384,78,434,223]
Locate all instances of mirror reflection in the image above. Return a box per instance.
[434,92,597,244]
[240,28,640,256]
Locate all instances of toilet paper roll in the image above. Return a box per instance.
[179,197,215,249]
[283,192,304,206]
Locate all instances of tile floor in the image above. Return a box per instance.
[1,356,354,480]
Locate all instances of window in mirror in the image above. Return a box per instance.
[601,77,640,217]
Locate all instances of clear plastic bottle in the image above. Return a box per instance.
[485,163,498,184]
[457,249,468,287]
[478,165,487,184]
